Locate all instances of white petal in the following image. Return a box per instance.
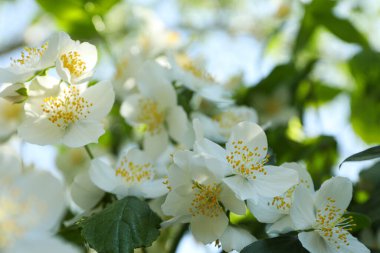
[131,179,168,198]
[282,162,314,192]
[89,158,120,193]
[167,105,188,143]
[220,226,256,252]
[82,81,115,120]
[254,165,298,198]
[194,138,227,162]
[15,171,66,233]
[192,112,226,143]
[161,188,193,217]
[314,177,352,221]
[77,42,97,72]
[39,32,68,69]
[267,215,295,234]
[143,130,169,160]
[289,186,315,230]
[62,120,104,147]
[220,184,246,215]
[167,163,193,190]
[7,236,80,253]
[191,213,228,244]
[18,117,64,145]
[226,121,267,160]
[0,145,22,176]
[223,175,257,201]
[0,67,34,83]
[298,231,335,253]
[136,61,176,109]
[120,93,143,125]
[247,197,283,223]
[70,170,104,211]
[55,59,71,84]
[327,230,370,253]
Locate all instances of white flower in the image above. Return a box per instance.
[18,80,115,147]
[290,176,370,253]
[0,83,27,103]
[70,170,105,211]
[0,97,24,141]
[0,146,80,253]
[219,226,256,252]
[89,147,168,199]
[192,105,258,143]
[56,34,97,84]
[161,150,246,244]
[168,53,230,102]
[0,32,66,84]
[247,162,314,234]
[194,120,299,202]
[120,61,190,158]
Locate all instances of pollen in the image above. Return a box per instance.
[137,98,165,134]
[41,86,93,128]
[115,156,153,184]
[60,51,87,78]
[177,54,214,82]
[189,182,222,218]
[315,197,356,249]
[11,43,47,67]
[226,140,269,179]
[270,186,295,211]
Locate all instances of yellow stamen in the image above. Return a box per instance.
[41,86,93,128]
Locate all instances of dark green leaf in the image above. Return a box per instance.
[241,236,308,253]
[81,197,161,253]
[340,146,380,168]
[342,212,371,232]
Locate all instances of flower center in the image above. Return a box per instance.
[270,185,295,212]
[60,51,87,78]
[10,43,47,68]
[0,189,42,249]
[314,197,356,249]
[137,98,165,134]
[177,55,214,82]
[41,86,93,129]
[1,100,23,121]
[213,111,248,131]
[226,140,269,179]
[189,182,222,218]
[115,156,153,184]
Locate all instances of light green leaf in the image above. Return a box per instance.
[81,197,161,253]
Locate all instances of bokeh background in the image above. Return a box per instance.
[1,0,379,252]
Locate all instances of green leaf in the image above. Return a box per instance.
[81,197,162,253]
[340,146,380,168]
[36,0,120,39]
[348,50,380,144]
[319,15,369,48]
[241,236,308,253]
[342,212,371,232]
[15,87,28,96]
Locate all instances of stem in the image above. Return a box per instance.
[141,247,147,253]
[169,224,188,253]
[84,145,94,159]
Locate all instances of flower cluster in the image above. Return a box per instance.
[0,22,371,253]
